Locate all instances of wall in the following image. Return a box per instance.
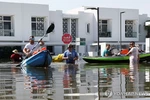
[0,2,49,44]
[139,14,150,42]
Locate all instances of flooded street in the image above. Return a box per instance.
[0,61,150,100]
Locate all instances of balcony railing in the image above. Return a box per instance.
[99,32,111,37]
[0,29,14,36]
[125,32,137,38]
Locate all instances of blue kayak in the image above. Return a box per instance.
[21,50,52,67]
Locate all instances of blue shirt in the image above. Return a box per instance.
[64,49,78,64]
[102,49,111,57]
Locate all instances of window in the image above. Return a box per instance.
[125,20,137,37]
[87,23,90,33]
[63,19,69,34]
[71,19,77,42]
[99,20,111,37]
[31,17,45,37]
[0,16,14,36]
[139,24,141,34]
[62,18,78,42]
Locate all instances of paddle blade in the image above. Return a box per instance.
[46,23,55,34]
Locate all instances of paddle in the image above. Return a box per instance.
[16,23,55,67]
[30,23,55,53]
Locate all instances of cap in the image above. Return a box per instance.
[12,49,18,53]
[29,36,34,41]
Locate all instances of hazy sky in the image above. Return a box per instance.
[0,0,150,16]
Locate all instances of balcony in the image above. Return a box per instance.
[99,32,111,37]
[0,29,14,36]
[125,32,137,38]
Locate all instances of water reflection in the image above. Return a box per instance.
[0,62,150,100]
[23,67,54,100]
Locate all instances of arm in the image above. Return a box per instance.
[105,53,108,57]
[73,52,78,60]
[39,40,44,46]
[62,52,68,60]
[23,44,32,56]
[125,48,133,56]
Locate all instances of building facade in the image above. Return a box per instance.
[0,2,149,55]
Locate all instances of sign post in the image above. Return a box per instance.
[62,33,72,44]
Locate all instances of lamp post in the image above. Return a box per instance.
[120,11,125,50]
[86,7,100,56]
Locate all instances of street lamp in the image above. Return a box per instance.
[120,11,125,50]
[85,7,100,56]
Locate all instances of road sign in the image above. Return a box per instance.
[62,33,72,44]
[76,38,86,46]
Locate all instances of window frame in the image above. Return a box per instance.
[31,17,45,37]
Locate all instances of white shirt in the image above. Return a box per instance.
[24,43,40,53]
[128,47,139,60]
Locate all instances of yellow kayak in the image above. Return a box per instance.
[52,54,64,62]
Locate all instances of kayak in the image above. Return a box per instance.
[21,50,52,67]
[82,53,150,63]
[52,54,64,62]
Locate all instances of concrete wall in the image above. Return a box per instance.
[0,2,149,54]
[139,14,150,42]
[0,2,49,43]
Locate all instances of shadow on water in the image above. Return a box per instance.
[0,62,150,100]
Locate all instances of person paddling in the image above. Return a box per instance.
[23,36,44,57]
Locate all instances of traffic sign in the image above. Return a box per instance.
[62,33,72,44]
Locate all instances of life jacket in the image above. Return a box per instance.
[32,47,47,55]
[120,49,129,55]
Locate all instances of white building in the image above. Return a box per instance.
[0,2,149,55]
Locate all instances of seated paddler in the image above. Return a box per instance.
[102,44,113,57]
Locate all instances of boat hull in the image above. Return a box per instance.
[21,50,52,67]
[82,53,150,63]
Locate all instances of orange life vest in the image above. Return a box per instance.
[32,47,47,55]
[120,49,129,55]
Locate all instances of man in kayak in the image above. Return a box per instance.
[125,41,139,67]
[23,36,44,57]
[102,44,112,57]
[62,44,78,64]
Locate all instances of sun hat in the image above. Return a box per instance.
[12,49,18,53]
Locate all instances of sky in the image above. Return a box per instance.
[0,0,150,16]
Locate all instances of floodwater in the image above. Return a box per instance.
[0,61,150,100]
